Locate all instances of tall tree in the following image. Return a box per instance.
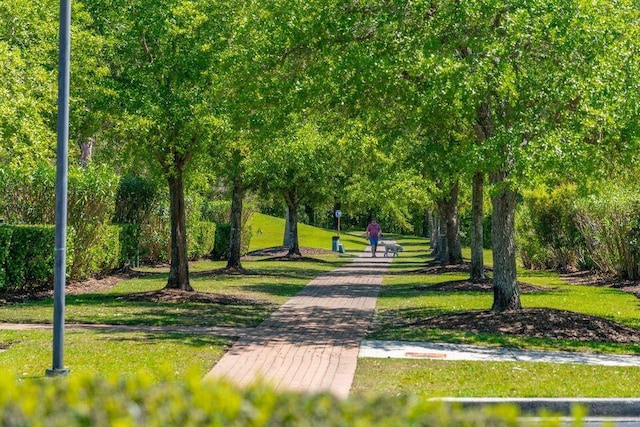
[248,121,341,256]
[87,0,233,290]
[425,0,640,310]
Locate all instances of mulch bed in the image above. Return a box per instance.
[405,267,640,343]
[411,278,549,294]
[242,246,335,261]
[411,308,640,343]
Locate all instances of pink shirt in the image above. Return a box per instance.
[366,223,381,238]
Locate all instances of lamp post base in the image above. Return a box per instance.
[45,368,70,377]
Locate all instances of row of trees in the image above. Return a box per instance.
[2,0,640,312]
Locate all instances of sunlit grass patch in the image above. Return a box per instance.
[353,358,640,398]
[0,329,230,380]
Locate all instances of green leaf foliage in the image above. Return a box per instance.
[0,372,532,426]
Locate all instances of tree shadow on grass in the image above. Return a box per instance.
[192,265,337,281]
[231,282,305,298]
[96,331,233,348]
[60,291,277,328]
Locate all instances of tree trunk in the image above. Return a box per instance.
[284,193,301,256]
[226,175,244,270]
[470,171,486,281]
[283,207,292,248]
[304,204,315,226]
[432,204,447,266]
[490,171,520,311]
[430,210,438,250]
[442,180,463,265]
[165,171,192,291]
[422,209,431,239]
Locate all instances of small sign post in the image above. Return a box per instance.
[335,210,342,236]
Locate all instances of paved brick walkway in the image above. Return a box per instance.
[204,250,391,398]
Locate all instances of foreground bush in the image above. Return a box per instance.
[0,372,551,427]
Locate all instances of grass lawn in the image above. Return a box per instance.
[0,214,357,379]
[0,257,347,327]
[248,212,368,253]
[352,234,640,397]
[4,214,640,397]
[352,359,640,398]
[0,329,230,380]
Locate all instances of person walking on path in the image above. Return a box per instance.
[366,219,382,257]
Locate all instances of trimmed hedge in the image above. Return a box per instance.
[71,224,124,280]
[0,225,74,292]
[0,225,13,288]
[0,373,532,426]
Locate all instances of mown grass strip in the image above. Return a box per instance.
[0,329,230,379]
[353,358,640,398]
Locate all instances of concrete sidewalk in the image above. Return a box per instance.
[203,250,391,398]
[359,340,640,366]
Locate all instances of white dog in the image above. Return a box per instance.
[383,242,403,257]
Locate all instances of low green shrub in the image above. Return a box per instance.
[113,175,161,224]
[139,218,170,263]
[1,225,74,292]
[0,162,56,224]
[71,224,126,280]
[0,372,531,426]
[66,165,119,280]
[517,185,584,270]
[118,223,142,267]
[188,221,217,260]
[202,199,232,223]
[575,189,640,279]
[212,223,231,259]
[211,223,253,260]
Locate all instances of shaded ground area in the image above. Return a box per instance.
[0,246,332,305]
[244,246,335,261]
[6,255,640,345]
[412,278,548,294]
[120,289,271,307]
[561,270,640,297]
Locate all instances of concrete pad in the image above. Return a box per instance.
[359,340,640,366]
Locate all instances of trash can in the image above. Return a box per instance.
[332,236,340,252]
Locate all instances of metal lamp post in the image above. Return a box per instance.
[46,0,71,377]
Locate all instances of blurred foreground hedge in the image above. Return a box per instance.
[0,372,557,427]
